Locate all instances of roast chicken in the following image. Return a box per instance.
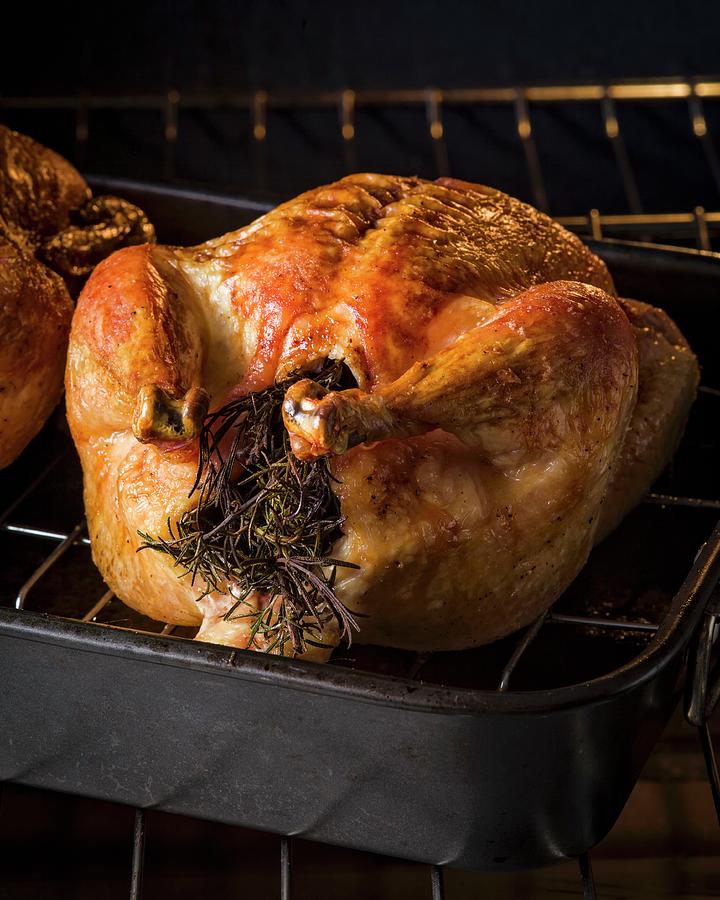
[66,174,698,659]
[0,125,154,468]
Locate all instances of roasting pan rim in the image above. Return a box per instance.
[1,517,718,717]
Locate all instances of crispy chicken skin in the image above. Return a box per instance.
[0,125,90,251]
[0,241,73,467]
[0,126,86,467]
[0,125,154,468]
[595,298,699,540]
[66,174,697,656]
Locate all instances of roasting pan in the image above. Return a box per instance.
[0,180,719,873]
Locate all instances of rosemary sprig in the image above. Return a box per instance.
[139,360,360,656]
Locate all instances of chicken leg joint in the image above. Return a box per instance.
[283,378,422,460]
[132,384,209,444]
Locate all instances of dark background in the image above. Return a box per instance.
[4,0,718,93]
[3,0,720,217]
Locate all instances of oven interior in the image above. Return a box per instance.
[3,50,720,900]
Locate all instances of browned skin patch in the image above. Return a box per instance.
[0,125,155,469]
[0,241,73,467]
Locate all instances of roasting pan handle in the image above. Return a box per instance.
[685,586,720,727]
[684,584,720,827]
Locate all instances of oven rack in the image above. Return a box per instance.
[4,77,720,247]
[0,788,608,900]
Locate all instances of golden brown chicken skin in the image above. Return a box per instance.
[0,126,87,467]
[0,242,73,467]
[66,174,696,657]
[0,125,154,468]
[595,298,699,540]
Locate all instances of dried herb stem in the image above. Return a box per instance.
[139,360,359,655]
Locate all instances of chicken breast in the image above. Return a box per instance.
[65,174,697,658]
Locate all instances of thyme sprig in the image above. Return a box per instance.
[139,360,360,656]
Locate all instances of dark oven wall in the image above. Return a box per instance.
[3,0,720,232]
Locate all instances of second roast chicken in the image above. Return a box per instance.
[66,174,698,659]
[0,125,154,468]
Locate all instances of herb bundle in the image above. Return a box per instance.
[139,360,360,656]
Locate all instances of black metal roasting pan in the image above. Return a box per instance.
[0,179,719,873]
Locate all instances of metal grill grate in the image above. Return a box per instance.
[5,77,720,246]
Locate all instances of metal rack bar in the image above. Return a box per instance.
[340,89,357,173]
[644,493,720,510]
[82,589,114,622]
[579,852,598,900]
[557,211,720,241]
[495,607,660,695]
[252,89,268,141]
[2,523,92,543]
[6,78,720,111]
[601,92,643,214]
[686,597,719,726]
[252,89,268,191]
[430,864,445,900]
[515,90,549,212]
[129,809,146,900]
[426,88,449,178]
[700,722,720,826]
[558,210,720,230]
[708,659,720,714]
[684,586,720,827]
[407,606,663,692]
[408,651,433,680]
[498,612,548,691]
[547,613,659,634]
[163,89,180,180]
[280,836,292,900]
[695,206,712,251]
[689,89,720,197]
[14,520,86,610]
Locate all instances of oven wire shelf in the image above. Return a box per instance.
[5,76,720,247]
